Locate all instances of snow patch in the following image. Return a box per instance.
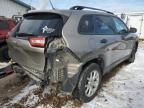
[82,49,144,108]
[11,84,38,104]
[1,48,144,108]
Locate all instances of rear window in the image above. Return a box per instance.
[0,21,8,29]
[17,14,64,37]
[78,15,94,34]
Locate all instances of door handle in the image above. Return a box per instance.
[100,39,107,43]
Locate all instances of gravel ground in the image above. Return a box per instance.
[0,73,29,105]
[0,47,144,108]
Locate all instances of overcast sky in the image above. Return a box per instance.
[22,0,144,12]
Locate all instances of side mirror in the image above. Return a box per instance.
[129,27,137,33]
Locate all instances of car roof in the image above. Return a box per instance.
[26,9,116,17]
[26,10,72,17]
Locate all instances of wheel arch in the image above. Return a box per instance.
[80,56,105,75]
[72,57,104,101]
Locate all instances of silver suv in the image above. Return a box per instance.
[7,6,138,102]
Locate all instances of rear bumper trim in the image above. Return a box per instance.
[22,66,44,82]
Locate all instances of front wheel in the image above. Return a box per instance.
[76,63,102,103]
[127,44,137,63]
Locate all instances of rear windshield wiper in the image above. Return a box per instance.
[16,32,36,36]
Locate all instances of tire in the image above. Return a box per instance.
[127,44,137,63]
[76,63,102,103]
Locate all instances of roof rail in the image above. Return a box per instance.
[70,6,114,15]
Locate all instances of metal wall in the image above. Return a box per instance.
[0,0,28,18]
[117,13,144,39]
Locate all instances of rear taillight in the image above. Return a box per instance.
[29,37,45,48]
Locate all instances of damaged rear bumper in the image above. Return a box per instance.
[18,48,82,93]
[43,47,82,93]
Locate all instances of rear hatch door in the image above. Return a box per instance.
[7,13,65,77]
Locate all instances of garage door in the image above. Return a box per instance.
[127,15,144,39]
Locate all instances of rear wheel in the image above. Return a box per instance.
[76,63,102,103]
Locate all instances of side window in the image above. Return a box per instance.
[112,17,128,34]
[0,21,8,29]
[78,15,94,34]
[93,16,116,35]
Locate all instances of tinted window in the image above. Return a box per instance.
[93,15,115,35]
[0,21,8,29]
[112,17,128,34]
[78,15,116,35]
[78,15,94,34]
[17,14,63,37]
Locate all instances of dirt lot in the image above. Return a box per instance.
[0,45,144,108]
[0,73,29,104]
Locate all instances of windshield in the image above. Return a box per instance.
[17,14,63,37]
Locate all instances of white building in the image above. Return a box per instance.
[0,0,32,18]
[117,12,144,39]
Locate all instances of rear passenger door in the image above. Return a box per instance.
[92,15,124,67]
[78,14,128,68]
